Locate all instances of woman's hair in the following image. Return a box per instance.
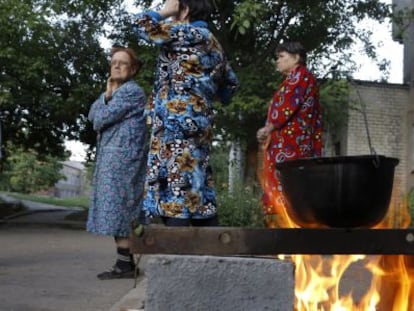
[276,42,307,65]
[179,0,212,22]
[110,46,143,77]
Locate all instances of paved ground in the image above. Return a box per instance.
[0,226,146,311]
[0,194,146,311]
[0,193,384,310]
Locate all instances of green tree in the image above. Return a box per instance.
[1,146,65,193]
[0,0,401,166]
[0,0,123,158]
[210,0,391,143]
[209,0,391,181]
[122,0,396,186]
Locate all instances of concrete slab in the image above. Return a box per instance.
[144,255,295,311]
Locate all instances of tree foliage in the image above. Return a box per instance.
[0,0,122,158]
[0,0,395,161]
[0,146,64,193]
[209,0,391,146]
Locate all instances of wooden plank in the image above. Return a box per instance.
[129,226,414,255]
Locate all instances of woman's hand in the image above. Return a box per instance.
[105,77,118,102]
[256,124,274,144]
[158,0,179,19]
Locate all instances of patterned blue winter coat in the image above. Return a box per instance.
[132,11,239,220]
[87,80,147,237]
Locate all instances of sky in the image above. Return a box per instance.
[352,14,404,84]
[66,0,405,161]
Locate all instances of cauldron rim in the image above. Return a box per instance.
[274,154,400,228]
[276,155,399,169]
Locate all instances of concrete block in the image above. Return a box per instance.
[145,255,294,311]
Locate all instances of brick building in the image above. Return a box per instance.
[337,0,414,199]
[343,81,409,197]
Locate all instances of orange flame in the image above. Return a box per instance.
[258,149,414,309]
[276,198,414,310]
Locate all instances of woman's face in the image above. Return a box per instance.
[110,51,135,83]
[276,51,300,75]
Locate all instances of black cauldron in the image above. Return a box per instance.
[275,155,399,228]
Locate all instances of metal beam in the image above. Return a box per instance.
[129,226,414,255]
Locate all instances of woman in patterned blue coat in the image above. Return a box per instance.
[132,0,238,226]
[87,47,147,279]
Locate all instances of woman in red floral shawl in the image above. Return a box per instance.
[257,42,323,228]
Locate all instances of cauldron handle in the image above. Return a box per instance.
[350,80,380,168]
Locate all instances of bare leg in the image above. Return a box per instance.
[115,237,129,248]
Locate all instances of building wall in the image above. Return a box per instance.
[406,85,414,190]
[346,81,410,197]
[54,161,87,198]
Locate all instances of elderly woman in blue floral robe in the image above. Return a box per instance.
[87,47,147,279]
[132,0,238,226]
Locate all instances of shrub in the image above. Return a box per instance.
[210,144,264,227]
[217,184,264,227]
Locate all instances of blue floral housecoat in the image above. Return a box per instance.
[87,80,147,237]
[132,11,239,220]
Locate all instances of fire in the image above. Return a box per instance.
[291,254,379,310]
[256,146,414,309]
[273,194,414,310]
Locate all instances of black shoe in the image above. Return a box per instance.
[97,266,137,280]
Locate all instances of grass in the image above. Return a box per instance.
[2,188,413,227]
[2,192,89,209]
